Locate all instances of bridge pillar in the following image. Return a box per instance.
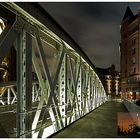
[59,53,67,127]
[16,29,32,138]
[76,60,82,116]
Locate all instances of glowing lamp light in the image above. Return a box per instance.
[0,27,2,34]
[129,91,133,95]
[0,18,5,35]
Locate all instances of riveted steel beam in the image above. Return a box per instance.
[16,29,32,138]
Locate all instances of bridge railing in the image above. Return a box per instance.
[0,3,107,138]
[123,99,140,113]
[0,81,41,105]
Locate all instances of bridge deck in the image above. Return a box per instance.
[50,100,128,138]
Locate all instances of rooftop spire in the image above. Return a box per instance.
[123,6,134,20]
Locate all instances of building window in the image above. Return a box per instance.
[132,48,136,55]
[125,33,127,38]
[133,67,136,73]
[125,43,127,47]
[132,57,136,64]
[132,39,136,46]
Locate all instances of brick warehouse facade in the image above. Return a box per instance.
[120,6,140,100]
[96,65,120,98]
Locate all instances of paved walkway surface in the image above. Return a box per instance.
[50,101,128,138]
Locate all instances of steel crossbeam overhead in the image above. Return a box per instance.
[0,3,107,138]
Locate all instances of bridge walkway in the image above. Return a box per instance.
[50,100,128,138]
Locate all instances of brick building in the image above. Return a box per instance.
[120,6,140,100]
[96,64,120,98]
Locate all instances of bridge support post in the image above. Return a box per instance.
[97,80,99,107]
[7,88,10,105]
[92,73,96,110]
[94,76,98,108]
[59,53,67,127]
[77,60,82,116]
[85,67,90,113]
[87,69,91,111]
[16,29,32,138]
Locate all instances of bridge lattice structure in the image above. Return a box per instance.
[0,3,107,138]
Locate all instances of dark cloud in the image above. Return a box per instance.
[39,2,140,71]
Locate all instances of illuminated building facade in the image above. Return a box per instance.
[96,64,120,97]
[120,6,140,100]
[0,18,16,82]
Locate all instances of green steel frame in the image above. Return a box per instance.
[0,3,107,138]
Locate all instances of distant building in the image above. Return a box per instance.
[0,18,16,82]
[120,6,140,100]
[96,64,120,97]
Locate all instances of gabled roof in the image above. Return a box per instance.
[123,6,134,20]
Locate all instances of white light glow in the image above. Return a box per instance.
[32,131,39,138]
[0,18,5,35]
[42,125,55,138]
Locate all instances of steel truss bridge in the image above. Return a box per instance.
[0,3,107,138]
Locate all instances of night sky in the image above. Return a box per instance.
[39,2,140,71]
